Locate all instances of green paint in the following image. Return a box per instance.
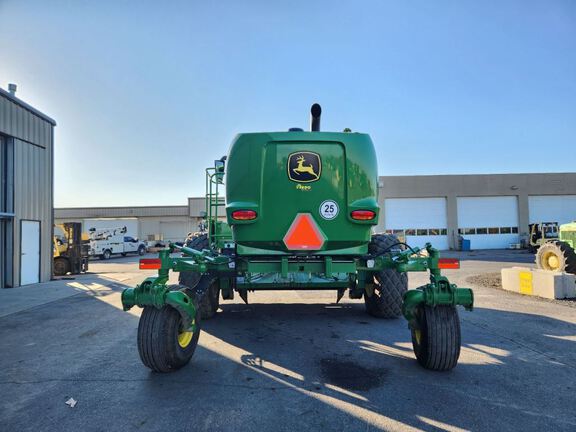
[559,221,576,250]
[122,276,198,332]
[225,132,378,255]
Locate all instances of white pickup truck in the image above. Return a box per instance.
[89,229,147,260]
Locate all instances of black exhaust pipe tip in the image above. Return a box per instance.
[310,103,322,132]
[311,103,322,117]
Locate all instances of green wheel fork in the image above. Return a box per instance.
[402,278,473,371]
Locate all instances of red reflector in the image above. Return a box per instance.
[139,258,162,270]
[438,258,460,269]
[283,213,325,250]
[232,210,257,220]
[351,210,375,220]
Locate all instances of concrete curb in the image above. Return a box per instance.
[501,267,576,299]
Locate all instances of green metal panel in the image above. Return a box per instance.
[225,132,378,255]
[559,221,576,249]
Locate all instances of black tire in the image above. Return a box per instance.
[179,234,220,319]
[535,241,576,274]
[411,305,461,371]
[137,284,201,373]
[102,249,111,260]
[364,234,408,318]
[54,257,70,276]
[138,245,146,256]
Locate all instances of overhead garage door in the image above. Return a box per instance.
[457,196,519,249]
[384,198,449,250]
[529,195,576,225]
[160,221,189,243]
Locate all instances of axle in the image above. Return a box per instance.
[121,243,474,326]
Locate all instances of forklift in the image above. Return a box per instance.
[53,222,89,276]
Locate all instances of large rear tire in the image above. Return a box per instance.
[364,234,408,318]
[411,305,461,371]
[179,234,220,319]
[535,241,576,274]
[137,284,200,373]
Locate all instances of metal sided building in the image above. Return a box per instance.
[376,173,576,250]
[1,85,56,288]
[54,172,576,252]
[55,198,208,244]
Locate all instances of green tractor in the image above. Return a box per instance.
[122,104,474,373]
[535,221,576,273]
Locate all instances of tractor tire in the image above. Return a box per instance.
[535,241,576,274]
[411,305,461,371]
[179,234,220,319]
[137,284,200,373]
[54,257,70,276]
[364,234,408,318]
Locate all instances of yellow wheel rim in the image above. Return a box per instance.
[177,319,195,348]
[414,329,422,345]
[542,251,561,271]
[178,330,193,348]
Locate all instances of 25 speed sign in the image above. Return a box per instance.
[319,200,339,220]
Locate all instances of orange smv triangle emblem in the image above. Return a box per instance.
[283,213,325,250]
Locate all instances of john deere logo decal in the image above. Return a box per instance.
[288,152,321,183]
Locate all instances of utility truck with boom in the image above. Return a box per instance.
[89,226,147,260]
[122,104,474,373]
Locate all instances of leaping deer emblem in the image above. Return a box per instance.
[293,154,319,179]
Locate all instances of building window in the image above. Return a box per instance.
[458,226,519,236]
[391,228,448,236]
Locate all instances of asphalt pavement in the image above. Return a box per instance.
[0,252,575,432]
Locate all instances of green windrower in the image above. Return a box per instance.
[122,104,474,373]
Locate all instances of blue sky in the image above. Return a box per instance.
[1,0,575,207]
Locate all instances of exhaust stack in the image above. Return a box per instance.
[310,103,321,132]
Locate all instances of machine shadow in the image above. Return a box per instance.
[194,300,576,431]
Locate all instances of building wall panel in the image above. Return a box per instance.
[0,89,55,147]
[528,195,576,225]
[13,138,53,285]
[55,206,188,219]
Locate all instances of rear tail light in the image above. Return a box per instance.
[438,258,460,269]
[139,258,162,270]
[351,210,376,220]
[232,210,257,220]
